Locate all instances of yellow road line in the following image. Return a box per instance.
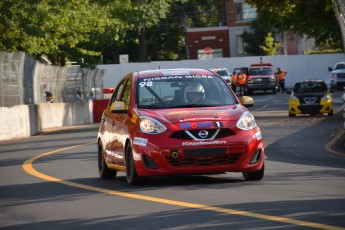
[22,143,345,230]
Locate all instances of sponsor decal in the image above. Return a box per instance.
[167,110,226,118]
[182,140,226,146]
[131,114,138,123]
[179,121,223,130]
[141,75,214,82]
[180,117,222,122]
[133,137,148,146]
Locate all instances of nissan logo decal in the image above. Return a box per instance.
[198,130,208,139]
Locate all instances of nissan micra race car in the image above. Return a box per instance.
[288,80,333,117]
[97,68,265,185]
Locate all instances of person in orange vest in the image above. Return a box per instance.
[231,71,238,93]
[276,67,287,93]
[238,72,247,96]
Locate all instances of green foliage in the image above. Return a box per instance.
[0,0,130,66]
[260,32,281,56]
[247,0,342,50]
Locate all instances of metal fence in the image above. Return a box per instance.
[0,52,105,107]
[0,52,25,107]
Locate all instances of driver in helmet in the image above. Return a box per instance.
[184,82,205,104]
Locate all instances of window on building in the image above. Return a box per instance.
[236,35,244,55]
[236,3,257,21]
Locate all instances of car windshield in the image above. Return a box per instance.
[335,63,345,70]
[249,67,273,75]
[136,75,237,108]
[293,81,327,93]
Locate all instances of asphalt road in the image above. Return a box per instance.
[0,91,344,230]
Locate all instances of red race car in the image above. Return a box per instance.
[97,68,264,185]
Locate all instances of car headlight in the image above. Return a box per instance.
[321,93,331,100]
[290,93,298,101]
[236,112,257,130]
[139,116,167,134]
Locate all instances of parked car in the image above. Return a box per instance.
[97,68,264,185]
[328,61,345,90]
[287,79,333,117]
[209,67,231,85]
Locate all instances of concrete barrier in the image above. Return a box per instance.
[0,102,91,141]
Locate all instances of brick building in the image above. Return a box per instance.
[185,0,315,59]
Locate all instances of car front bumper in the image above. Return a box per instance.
[132,127,264,177]
[289,99,333,115]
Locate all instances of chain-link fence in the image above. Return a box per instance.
[0,52,105,107]
[334,0,345,52]
[34,64,104,104]
[0,52,25,107]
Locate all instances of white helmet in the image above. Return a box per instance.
[184,82,205,103]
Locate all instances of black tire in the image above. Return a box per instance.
[243,163,264,181]
[98,142,117,179]
[272,87,277,94]
[328,109,334,116]
[126,144,141,185]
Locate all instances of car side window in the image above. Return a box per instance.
[110,79,127,105]
[122,78,132,109]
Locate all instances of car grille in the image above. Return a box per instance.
[298,105,323,114]
[170,128,235,140]
[166,153,242,167]
[337,73,345,79]
[253,78,271,83]
[164,146,244,167]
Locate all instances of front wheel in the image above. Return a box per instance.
[243,164,264,181]
[126,144,141,185]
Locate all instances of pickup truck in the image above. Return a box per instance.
[328,61,345,90]
[246,62,277,95]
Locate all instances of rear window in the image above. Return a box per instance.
[293,81,327,93]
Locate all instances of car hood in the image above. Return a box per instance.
[293,92,327,97]
[137,105,246,124]
[332,69,345,74]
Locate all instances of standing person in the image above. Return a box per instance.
[231,71,238,93]
[238,72,247,96]
[276,67,287,93]
[76,88,84,101]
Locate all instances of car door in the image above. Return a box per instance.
[108,76,132,167]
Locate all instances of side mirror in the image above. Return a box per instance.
[328,67,333,72]
[241,96,254,107]
[110,101,128,113]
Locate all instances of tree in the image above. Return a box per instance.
[247,0,343,50]
[242,20,270,56]
[0,0,130,66]
[260,32,281,55]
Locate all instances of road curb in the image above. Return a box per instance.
[325,128,345,156]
